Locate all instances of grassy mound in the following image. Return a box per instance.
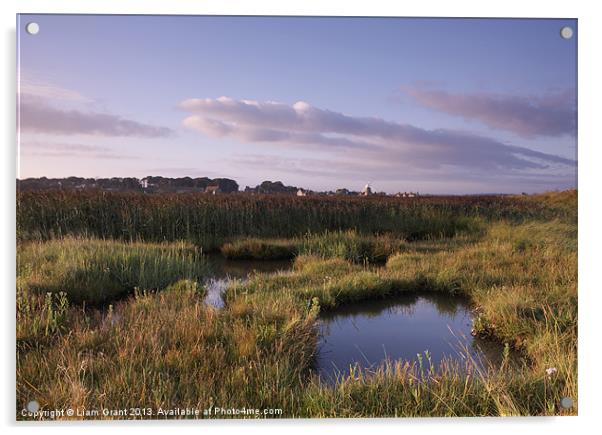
[18,238,207,305]
[298,230,407,263]
[221,238,297,260]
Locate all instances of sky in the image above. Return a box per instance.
[17,15,577,194]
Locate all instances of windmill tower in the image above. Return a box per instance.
[361,183,372,196]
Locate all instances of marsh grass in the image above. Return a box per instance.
[299,230,408,263]
[219,230,406,262]
[17,280,318,419]
[18,238,207,305]
[15,190,577,418]
[302,352,568,417]
[16,285,71,350]
[221,238,297,260]
[18,190,572,247]
[223,217,576,415]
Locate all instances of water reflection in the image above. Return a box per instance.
[316,293,511,380]
[203,254,292,308]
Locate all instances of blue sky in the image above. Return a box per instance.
[17,15,577,193]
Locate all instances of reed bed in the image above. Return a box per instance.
[17,190,575,248]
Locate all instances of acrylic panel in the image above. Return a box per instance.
[16,15,577,420]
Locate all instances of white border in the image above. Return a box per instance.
[2,1,600,434]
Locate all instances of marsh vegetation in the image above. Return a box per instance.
[16,190,577,418]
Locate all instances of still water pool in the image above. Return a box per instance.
[316,293,507,380]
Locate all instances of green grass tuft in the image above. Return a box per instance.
[18,238,208,305]
[221,238,297,260]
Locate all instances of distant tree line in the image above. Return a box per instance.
[16,176,239,194]
[17,177,382,196]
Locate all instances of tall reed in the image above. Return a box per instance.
[17,190,576,248]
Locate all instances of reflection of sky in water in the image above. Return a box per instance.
[203,254,293,308]
[317,294,507,380]
[204,278,229,309]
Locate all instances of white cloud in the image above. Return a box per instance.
[401,86,576,138]
[19,76,92,103]
[18,75,174,138]
[179,96,575,172]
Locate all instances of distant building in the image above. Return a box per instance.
[205,185,221,195]
[360,184,372,196]
[140,178,149,189]
[336,188,350,196]
[297,189,308,197]
[395,192,418,198]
